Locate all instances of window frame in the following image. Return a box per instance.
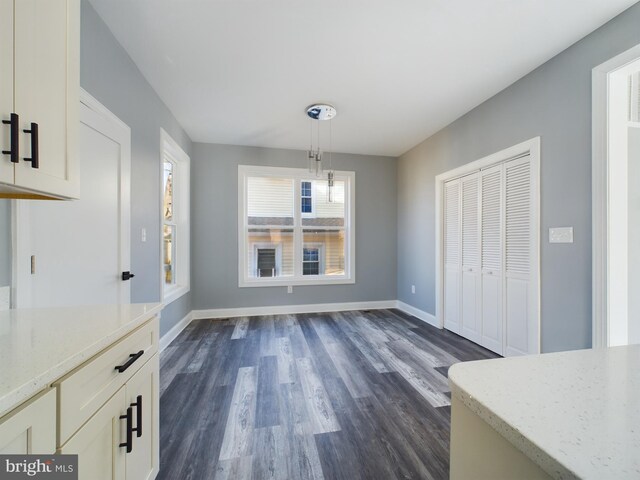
[238,165,355,287]
[160,129,191,304]
[302,243,325,276]
[301,180,315,218]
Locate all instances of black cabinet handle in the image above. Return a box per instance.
[119,406,133,453]
[122,271,135,281]
[130,395,142,438]
[23,122,39,169]
[114,350,144,373]
[2,113,19,163]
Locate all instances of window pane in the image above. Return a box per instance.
[247,177,294,225]
[163,161,173,221]
[301,197,312,213]
[247,228,294,278]
[303,229,345,276]
[163,224,176,285]
[302,179,344,226]
[301,181,312,197]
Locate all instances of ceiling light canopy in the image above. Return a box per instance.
[306,104,337,121]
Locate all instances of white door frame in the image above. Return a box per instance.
[592,43,640,348]
[11,88,131,307]
[435,137,541,351]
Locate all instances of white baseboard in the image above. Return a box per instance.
[161,300,438,349]
[192,300,397,320]
[159,311,194,352]
[395,300,439,328]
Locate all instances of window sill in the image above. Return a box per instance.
[163,284,190,304]
[239,277,355,288]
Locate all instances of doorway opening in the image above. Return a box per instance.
[592,44,640,347]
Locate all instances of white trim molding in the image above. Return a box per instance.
[592,43,640,348]
[159,310,194,352]
[395,301,438,328]
[159,300,440,351]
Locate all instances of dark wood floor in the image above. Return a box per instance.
[157,309,498,480]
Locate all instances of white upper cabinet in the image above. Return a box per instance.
[0,0,79,199]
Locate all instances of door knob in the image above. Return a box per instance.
[122,271,135,281]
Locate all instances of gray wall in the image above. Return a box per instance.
[192,143,397,310]
[0,200,9,287]
[629,126,640,344]
[81,0,193,335]
[397,3,640,353]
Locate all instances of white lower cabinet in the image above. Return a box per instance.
[60,388,126,480]
[59,353,159,480]
[0,389,56,454]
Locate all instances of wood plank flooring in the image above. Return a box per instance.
[157,309,498,480]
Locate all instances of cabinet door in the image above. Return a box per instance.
[13,0,79,198]
[125,354,159,480]
[60,387,126,480]
[0,389,56,454]
[0,0,14,185]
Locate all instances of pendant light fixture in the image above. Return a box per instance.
[305,103,337,202]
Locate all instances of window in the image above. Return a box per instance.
[301,181,313,215]
[161,129,190,303]
[238,165,355,287]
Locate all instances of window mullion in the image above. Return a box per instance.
[293,179,303,279]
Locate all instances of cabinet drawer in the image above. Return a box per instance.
[56,317,158,446]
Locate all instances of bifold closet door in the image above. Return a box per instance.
[444,179,461,334]
[504,155,533,356]
[480,165,503,354]
[460,173,481,343]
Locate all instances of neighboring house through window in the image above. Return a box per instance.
[238,165,355,287]
[161,129,190,303]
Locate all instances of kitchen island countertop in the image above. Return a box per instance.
[449,344,640,479]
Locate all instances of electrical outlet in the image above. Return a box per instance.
[0,286,10,311]
[141,228,147,242]
[411,285,416,294]
[287,285,293,294]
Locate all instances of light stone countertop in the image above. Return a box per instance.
[0,303,163,418]
[449,345,640,480]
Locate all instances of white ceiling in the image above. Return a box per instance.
[89,0,638,156]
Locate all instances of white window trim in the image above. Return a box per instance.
[160,129,190,304]
[238,165,355,287]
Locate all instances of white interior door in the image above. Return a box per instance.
[444,179,461,334]
[504,155,532,356]
[461,173,481,343]
[14,92,130,307]
[480,165,503,354]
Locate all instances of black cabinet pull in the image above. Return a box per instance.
[130,395,142,438]
[2,113,19,163]
[23,122,39,169]
[114,350,144,373]
[119,406,133,453]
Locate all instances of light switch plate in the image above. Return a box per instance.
[549,227,573,243]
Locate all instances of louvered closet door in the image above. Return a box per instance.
[480,165,503,354]
[504,155,533,356]
[443,179,461,334]
[460,173,481,343]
